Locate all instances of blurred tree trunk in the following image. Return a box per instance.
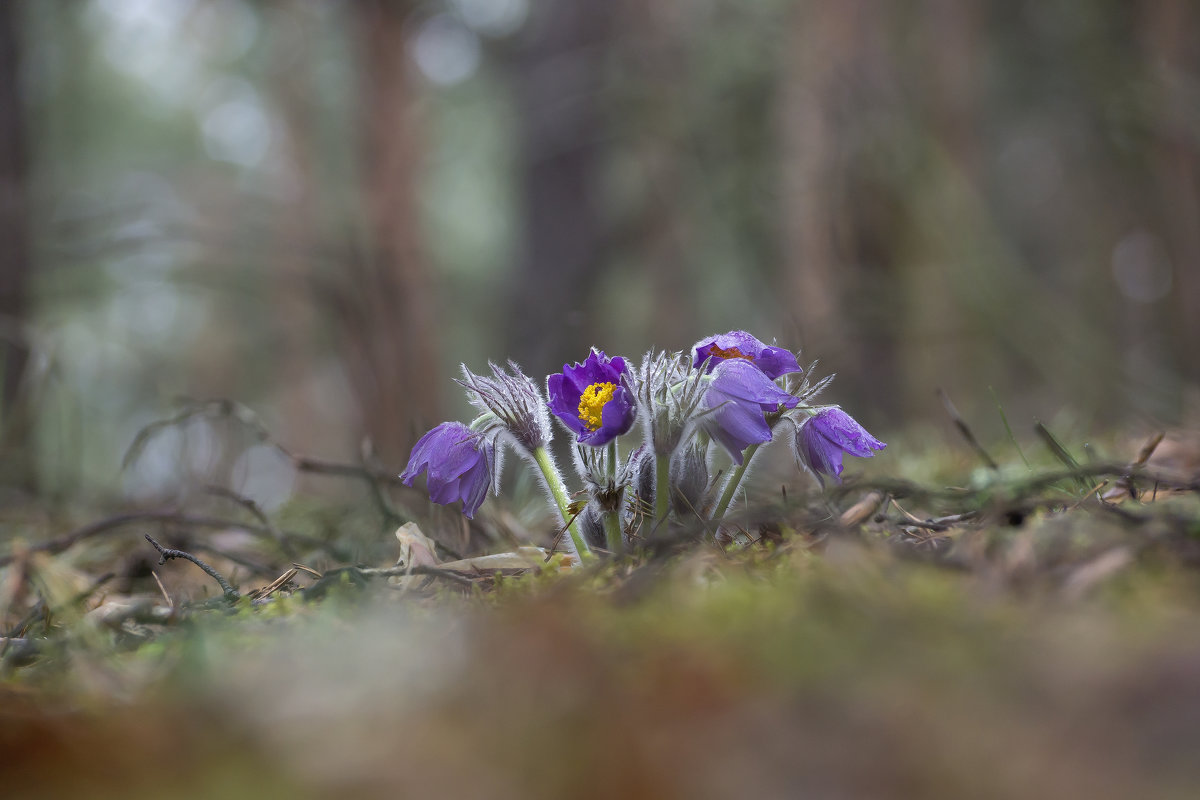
[779,3,858,366]
[267,1,324,463]
[618,0,691,350]
[505,0,614,371]
[903,0,983,414]
[0,0,33,489]
[1143,0,1200,401]
[779,2,907,419]
[350,0,441,463]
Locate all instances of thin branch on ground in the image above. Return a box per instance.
[151,570,174,611]
[839,491,886,527]
[351,564,476,587]
[1118,432,1165,501]
[145,534,240,601]
[247,568,300,601]
[122,398,412,491]
[120,400,425,552]
[0,511,319,568]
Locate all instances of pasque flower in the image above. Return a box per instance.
[704,358,799,463]
[400,422,495,518]
[693,331,801,380]
[456,361,551,453]
[794,407,886,483]
[636,350,708,456]
[547,349,637,447]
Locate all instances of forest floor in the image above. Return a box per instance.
[4,422,1200,800]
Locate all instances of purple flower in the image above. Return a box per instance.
[547,349,637,447]
[693,331,801,380]
[703,359,799,464]
[400,422,494,518]
[795,407,886,483]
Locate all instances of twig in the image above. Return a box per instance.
[122,401,418,550]
[290,453,406,487]
[889,498,980,532]
[358,438,407,530]
[122,400,411,490]
[354,565,475,587]
[1134,432,1166,466]
[145,534,240,600]
[839,491,885,527]
[938,388,997,470]
[1069,480,1109,510]
[291,563,323,578]
[247,568,299,601]
[547,498,587,558]
[1119,432,1165,501]
[0,511,317,568]
[928,511,979,526]
[151,570,174,611]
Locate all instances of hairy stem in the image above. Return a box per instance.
[532,446,591,559]
[711,442,761,521]
[654,450,670,531]
[603,440,623,554]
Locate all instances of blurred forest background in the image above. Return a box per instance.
[0,0,1197,508]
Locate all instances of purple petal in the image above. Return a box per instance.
[693,331,801,378]
[795,408,885,483]
[399,421,492,517]
[426,471,465,505]
[547,349,636,445]
[702,360,796,462]
[710,360,800,410]
[750,345,802,380]
[601,385,636,431]
[813,408,886,458]
[802,426,846,479]
[426,435,480,482]
[459,455,491,518]
[401,422,459,485]
[546,373,587,435]
[562,349,625,393]
[707,401,773,464]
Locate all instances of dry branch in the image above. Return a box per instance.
[145,534,240,601]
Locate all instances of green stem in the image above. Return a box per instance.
[532,446,591,560]
[653,450,670,531]
[603,509,623,554]
[711,442,761,521]
[603,440,623,554]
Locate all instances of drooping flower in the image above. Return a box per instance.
[703,359,799,463]
[456,361,551,453]
[794,407,886,484]
[693,331,802,380]
[547,349,637,447]
[400,422,495,518]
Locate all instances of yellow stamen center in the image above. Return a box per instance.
[578,382,616,431]
[709,345,752,361]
